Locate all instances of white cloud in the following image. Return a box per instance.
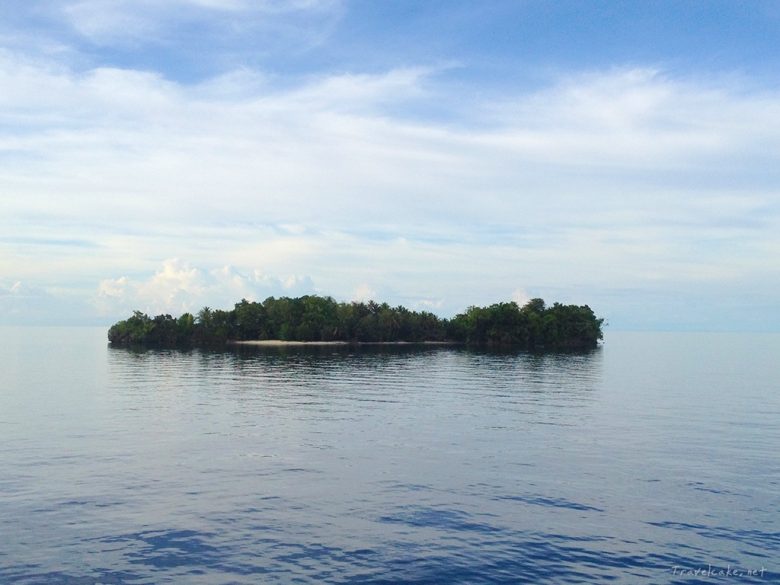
[56,0,344,47]
[1,51,779,327]
[351,284,377,303]
[414,298,444,312]
[0,280,96,325]
[0,281,25,297]
[511,289,530,306]
[95,259,316,318]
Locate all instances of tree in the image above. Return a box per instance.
[108,295,603,349]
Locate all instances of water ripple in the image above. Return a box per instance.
[1,330,778,584]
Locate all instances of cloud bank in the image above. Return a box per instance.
[96,259,315,317]
[1,8,779,329]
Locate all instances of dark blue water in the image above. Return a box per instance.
[1,329,778,584]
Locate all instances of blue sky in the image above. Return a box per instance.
[1,1,779,330]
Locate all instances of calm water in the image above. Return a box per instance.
[0,328,778,584]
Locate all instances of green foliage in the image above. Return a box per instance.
[108,295,603,350]
[108,310,153,345]
[448,298,603,349]
[107,310,197,346]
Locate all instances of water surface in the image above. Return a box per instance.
[0,328,777,583]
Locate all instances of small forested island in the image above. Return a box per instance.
[108,295,603,350]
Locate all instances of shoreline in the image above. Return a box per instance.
[229,340,460,347]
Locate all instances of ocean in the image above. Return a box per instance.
[1,328,777,584]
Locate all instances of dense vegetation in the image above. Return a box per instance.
[107,295,604,350]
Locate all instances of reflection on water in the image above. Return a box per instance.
[0,329,777,584]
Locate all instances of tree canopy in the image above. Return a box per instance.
[108,295,604,350]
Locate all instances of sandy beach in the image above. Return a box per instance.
[229,340,459,346]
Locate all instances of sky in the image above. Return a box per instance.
[1,0,780,330]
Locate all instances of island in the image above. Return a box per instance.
[108,295,604,350]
